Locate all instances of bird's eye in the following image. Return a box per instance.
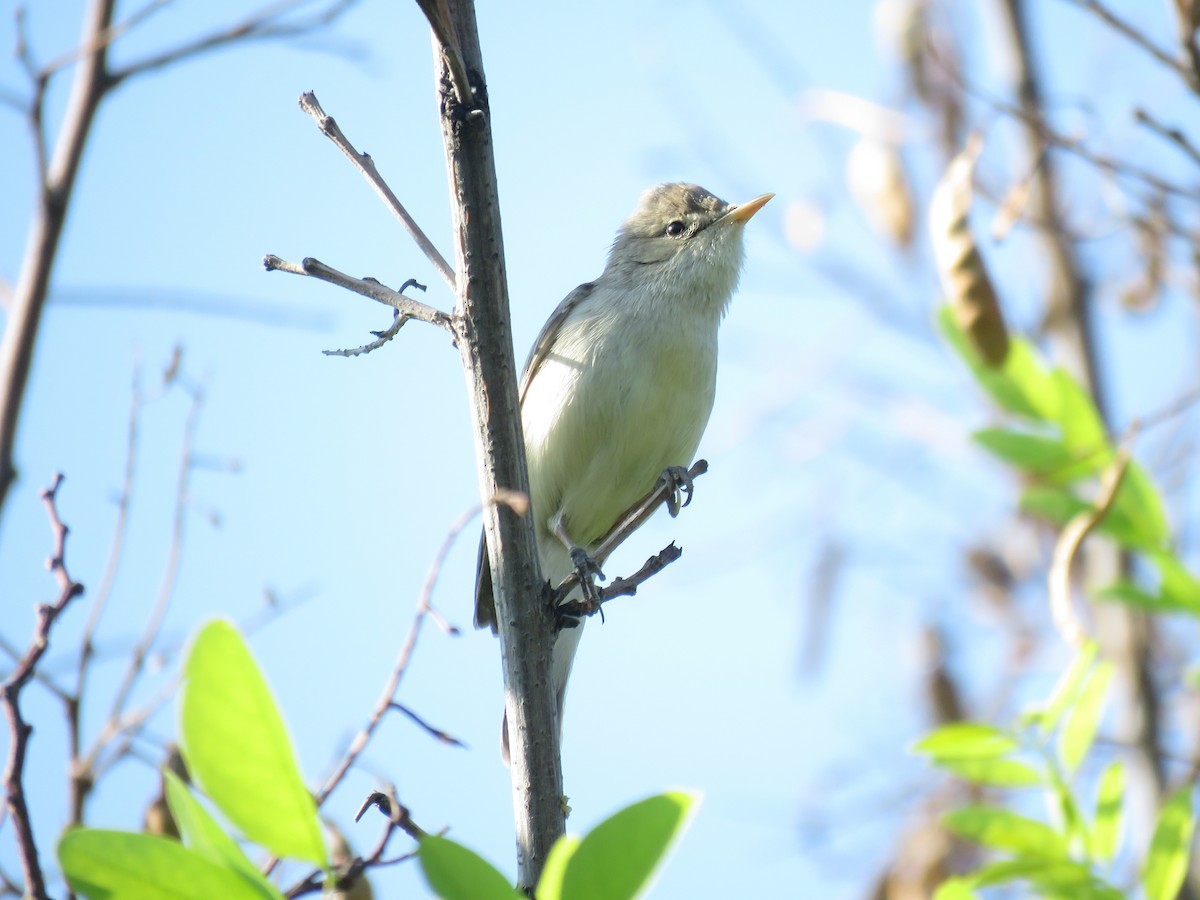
[666,220,685,237]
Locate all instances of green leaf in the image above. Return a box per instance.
[913,723,1018,761]
[1020,487,1150,551]
[971,857,1120,897]
[1151,551,1200,616]
[943,806,1068,860]
[534,835,581,900]
[1112,461,1169,550]
[1058,661,1114,774]
[1142,786,1195,900]
[418,835,523,900]
[1050,369,1106,457]
[59,829,267,900]
[180,620,326,866]
[935,756,1043,788]
[558,792,698,900]
[938,309,1055,421]
[932,876,978,899]
[1033,642,1097,736]
[972,429,1079,477]
[1091,761,1124,863]
[162,771,280,899]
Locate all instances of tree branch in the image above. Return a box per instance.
[3,475,86,900]
[295,91,456,288]
[424,0,564,887]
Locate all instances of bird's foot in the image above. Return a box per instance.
[658,465,696,517]
[553,547,606,626]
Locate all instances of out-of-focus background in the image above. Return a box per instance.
[2,1,1198,896]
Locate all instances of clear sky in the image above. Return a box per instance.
[2,0,1197,897]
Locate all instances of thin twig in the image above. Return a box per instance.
[103,387,200,740]
[2,475,86,900]
[1048,452,1131,646]
[264,255,452,333]
[1134,108,1200,167]
[553,460,709,599]
[107,0,359,86]
[296,92,456,288]
[1056,0,1200,93]
[556,543,685,619]
[388,702,466,748]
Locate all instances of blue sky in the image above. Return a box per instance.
[2,0,1197,897]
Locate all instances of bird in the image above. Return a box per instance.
[475,183,772,760]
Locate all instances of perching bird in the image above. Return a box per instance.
[475,183,772,759]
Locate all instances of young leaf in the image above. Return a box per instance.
[933,876,978,899]
[1057,661,1114,774]
[913,723,1018,761]
[971,429,1078,477]
[1142,786,1196,900]
[558,791,698,900]
[943,806,1068,860]
[935,756,1043,788]
[162,770,279,899]
[938,309,1047,419]
[535,835,582,900]
[59,829,267,900]
[1032,642,1097,737]
[180,620,326,867]
[1111,461,1169,550]
[1091,761,1124,863]
[418,835,524,900]
[971,856,1119,896]
[1149,550,1200,616]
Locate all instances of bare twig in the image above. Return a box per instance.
[553,460,709,600]
[108,0,359,85]
[388,702,467,748]
[296,92,456,288]
[1134,108,1200,167]
[556,543,685,620]
[3,475,85,900]
[1057,0,1200,92]
[263,255,452,333]
[1048,452,1130,646]
[311,494,517,808]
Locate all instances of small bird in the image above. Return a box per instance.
[475,183,772,759]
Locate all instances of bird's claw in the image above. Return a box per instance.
[659,465,695,517]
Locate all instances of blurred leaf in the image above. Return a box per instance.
[933,876,978,899]
[558,792,698,900]
[1058,661,1114,774]
[1032,641,1097,736]
[1142,787,1195,900]
[938,310,1052,420]
[419,835,523,900]
[180,621,326,867]
[535,836,582,900]
[60,830,267,900]
[971,429,1078,476]
[1091,761,1124,863]
[913,723,1017,760]
[1113,461,1170,549]
[1048,766,1090,853]
[163,771,279,899]
[1020,487,1150,551]
[1151,550,1200,615]
[943,806,1068,860]
[971,857,1120,897]
[1050,369,1105,456]
[935,756,1043,788]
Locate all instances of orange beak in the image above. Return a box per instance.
[724,193,775,224]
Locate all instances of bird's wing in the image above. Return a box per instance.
[517,281,596,404]
[475,281,597,631]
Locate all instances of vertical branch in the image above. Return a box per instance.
[996,0,1165,829]
[0,0,117,518]
[3,475,85,900]
[424,0,565,889]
